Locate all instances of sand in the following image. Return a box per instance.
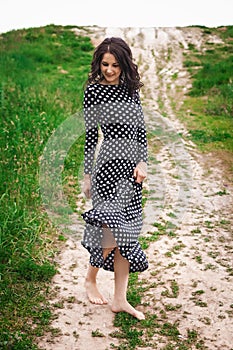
[38,26,233,350]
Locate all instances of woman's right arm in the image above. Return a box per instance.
[83,86,98,198]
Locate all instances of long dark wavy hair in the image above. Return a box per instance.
[86,37,143,96]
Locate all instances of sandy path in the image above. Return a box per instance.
[38,27,233,349]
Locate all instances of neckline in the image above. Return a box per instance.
[97,82,119,86]
[96,82,123,88]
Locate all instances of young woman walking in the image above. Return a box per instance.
[82,37,148,320]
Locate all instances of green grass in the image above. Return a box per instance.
[177,26,233,168]
[0,24,93,348]
[110,273,206,349]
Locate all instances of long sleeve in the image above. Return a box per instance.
[135,93,148,165]
[83,86,99,174]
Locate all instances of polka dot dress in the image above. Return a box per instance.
[81,83,148,273]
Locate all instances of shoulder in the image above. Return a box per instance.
[83,84,99,108]
[84,83,97,97]
[133,90,141,105]
[84,83,105,97]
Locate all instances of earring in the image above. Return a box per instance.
[98,71,104,81]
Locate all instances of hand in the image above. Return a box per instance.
[133,161,147,183]
[83,174,92,199]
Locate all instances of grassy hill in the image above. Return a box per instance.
[0,24,93,349]
[179,25,233,174]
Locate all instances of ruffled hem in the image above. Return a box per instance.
[81,241,148,273]
[81,208,127,228]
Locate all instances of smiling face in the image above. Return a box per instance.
[100,52,122,85]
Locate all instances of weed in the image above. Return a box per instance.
[191,227,202,234]
[204,263,217,271]
[161,280,179,298]
[171,243,186,254]
[195,255,203,264]
[191,290,205,296]
[164,304,182,311]
[215,189,228,196]
[92,329,105,337]
[193,300,208,307]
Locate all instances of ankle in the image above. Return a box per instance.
[85,266,99,284]
[112,295,126,303]
[85,276,97,284]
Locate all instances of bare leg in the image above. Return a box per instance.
[102,224,117,248]
[85,247,115,305]
[111,248,145,320]
[85,265,108,304]
[85,224,116,305]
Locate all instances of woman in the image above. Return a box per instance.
[81,37,148,320]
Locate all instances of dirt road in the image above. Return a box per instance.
[38,26,233,350]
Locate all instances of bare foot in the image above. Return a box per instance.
[85,279,108,305]
[111,300,145,320]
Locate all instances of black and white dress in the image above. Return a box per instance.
[81,82,148,273]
